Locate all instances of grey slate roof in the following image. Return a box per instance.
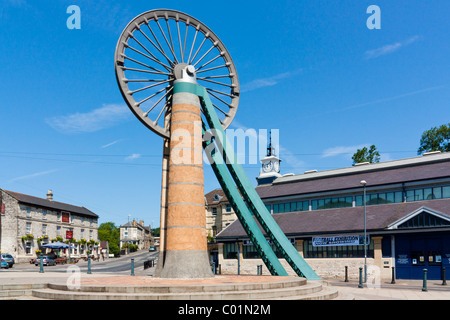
[215,198,450,239]
[3,189,98,218]
[256,153,450,199]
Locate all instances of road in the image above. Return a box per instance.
[5,250,159,275]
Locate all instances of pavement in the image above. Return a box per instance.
[324,277,450,300]
[1,258,450,300]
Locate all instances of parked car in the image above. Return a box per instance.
[34,256,56,266]
[149,246,156,252]
[1,259,9,269]
[1,254,14,268]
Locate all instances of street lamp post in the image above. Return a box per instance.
[360,180,367,283]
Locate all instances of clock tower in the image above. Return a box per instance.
[256,131,282,185]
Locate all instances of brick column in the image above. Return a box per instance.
[158,91,213,278]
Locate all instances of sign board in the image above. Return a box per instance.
[312,235,369,247]
[62,211,70,223]
[66,230,73,239]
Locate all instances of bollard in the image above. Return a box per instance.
[344,266,348,282]
[391,266,396,284]
[131,258,135,276]
[257,265,262,275]
[87,255,92,274]
[358,267,364,288]
[442,267,447,286]
[422,269,428,292]
[39,253,44,273]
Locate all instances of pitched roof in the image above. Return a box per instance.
[205,188,228,205]
[2,189,98,218]
[215,198,450,239]
[256,153,450,199]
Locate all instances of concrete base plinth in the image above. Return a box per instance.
[159,250,214,278]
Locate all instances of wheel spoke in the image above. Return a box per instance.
[122,66,172,76]
[176,20,184,62]
[182,22,189,62]
[126,44,172,71]
[125,78,171,83]
[192,44,216,68]
[196,64,228,74]
[137,85,171,106]
[129,79,172,95]
[155,17,178,64]
[122,54,167,74]
[198,78,235,88]
[207,90,233,109]
[143,87,173,117]
[187,27,199,64]
[198,75,231,80]
[155,97,172,123]
[206,88,236,98]
[165,18,178,63]
[196,54,222,72]
[188,36,207,65]
[137,26,174,68]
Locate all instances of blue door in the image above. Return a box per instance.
[395,233,450,280]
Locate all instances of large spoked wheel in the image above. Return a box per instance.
[115,9,240,138]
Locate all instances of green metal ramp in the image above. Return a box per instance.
[174,82,321,280]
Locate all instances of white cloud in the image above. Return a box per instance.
[365,35,420,59]
[46,104,130,134]
[101,139,123,149]
[125,153,141,161]
[9,169,58,182]
[321,144,368,158]
[241,69,302,92]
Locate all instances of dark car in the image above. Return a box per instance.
[1,254,14,268]
[34,256,56,266]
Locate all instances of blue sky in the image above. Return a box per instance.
[1,0,449,228]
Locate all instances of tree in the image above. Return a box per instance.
[417,123,450,155]
[98,222,120,257]
[352,145,380,165]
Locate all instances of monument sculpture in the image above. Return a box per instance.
[115,9,320,279]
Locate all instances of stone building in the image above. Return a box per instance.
[119,219,151,251]
[205,189,237,239]
[0,189,99,263]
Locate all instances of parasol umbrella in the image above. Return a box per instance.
[41,241,69,258]
[41,241,69,249]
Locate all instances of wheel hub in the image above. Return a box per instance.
[173,63,197,84]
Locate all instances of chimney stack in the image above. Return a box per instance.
[47,189,53,201]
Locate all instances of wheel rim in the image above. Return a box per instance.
[115,9,240,138]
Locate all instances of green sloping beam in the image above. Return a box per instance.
[203,128,288,276]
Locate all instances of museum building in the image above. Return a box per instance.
[210,151,450,280]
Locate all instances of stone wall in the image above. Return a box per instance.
[214,238,394,280]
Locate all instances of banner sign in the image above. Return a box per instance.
[312,235,369,247]
[66,230,73,239]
